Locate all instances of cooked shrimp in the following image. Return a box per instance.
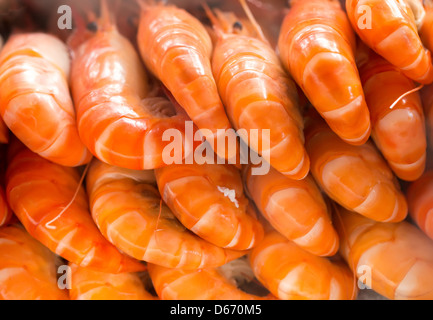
[335,204,433,300]
[6,139,144,273]
[407,171,433,240]
[86,158,245,270]
[0,32,91,166]
[243,164,339,256]
[278,0,371,145]
[346,0,433,84]
[69,262,156,300]
[357,44,427,181]
[206,1,308,180]
[305,111,408,223]
[148,257,274,300]
[0,224,69,300]
[137,1,239,163]
[69,1,193,170]
[249,231,356,300]
[155,161,264,250]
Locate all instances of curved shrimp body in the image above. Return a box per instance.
[70,12,191,170]
[278,0,371,145]
[244,164,339,256]
[6,141,144,273]
[137,3,237,162]
[210,13,309,180]
[249,231,356,300]
[0,33,91,167]
[0,225,69,300]
[148,260,273,300]
[335,205,433,300]
[86,159,245,270]
[305,113,408,223]
[357,47,427,181]
[155,162,264,250]
[407,171,433,240]
[346,0,433,84]
[69,263,155,300]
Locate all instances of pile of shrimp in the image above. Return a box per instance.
[1,0,433,301]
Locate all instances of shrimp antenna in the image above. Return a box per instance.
[137,0,160,11]
[45,160,93,230]
[153,197,164,247]
[238,0,269,44]
[67,3,97,59]
[68,4,86,35]
[202,1,225,38]
[99,0,114,31]
[389,84,424,110]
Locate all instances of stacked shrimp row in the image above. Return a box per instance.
[1,0,433,300]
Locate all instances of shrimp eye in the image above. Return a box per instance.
[233,21,243,31]
[128,16,136,27]
[86,21,98,32]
